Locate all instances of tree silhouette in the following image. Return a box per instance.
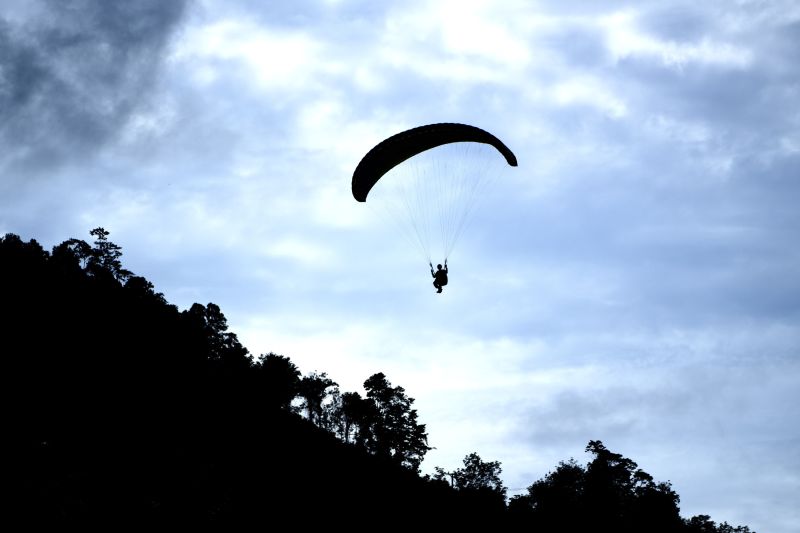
[362,372,431,471]
[296,371,338,426]
[317,386,344,435]
[434,452,508,520]
[87,227,133,282]
[685,515,754,533]
[509,442,691,532]
[184,302,251,374]
[254,352,301,410]
[334,391,374,445]
[452,452,507,497]
[509,458,586,531]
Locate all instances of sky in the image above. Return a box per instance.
[2,0,798,530]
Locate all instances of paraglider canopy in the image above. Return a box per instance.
[352,122,518,202]
[351,122,517,264]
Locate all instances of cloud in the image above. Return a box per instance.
[0,0,188,176]
[602,10,753,70]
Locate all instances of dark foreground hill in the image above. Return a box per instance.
[3,231,754,531]
[3,231,501,528]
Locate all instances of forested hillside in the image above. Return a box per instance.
[3,230,753,531]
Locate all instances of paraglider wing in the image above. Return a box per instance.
[351,123,518,202]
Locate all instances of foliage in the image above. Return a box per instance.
[2,230,756,531]
[434,452,508,517]
[507,441,738,533]
[361,372,431,471]
[296,371,338,425]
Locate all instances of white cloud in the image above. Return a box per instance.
[550,76,628,118]
[601,10,753,70]
[374,0,536,85]
[174,19,328,92]
[264,236,337,265]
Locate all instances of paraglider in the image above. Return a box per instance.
[352,122,517,292]
[431,260,448,294]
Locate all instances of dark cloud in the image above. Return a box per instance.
[639,4,714,42]
[545,25,610,68]
[617,10,800,144]
[0,0,188,175]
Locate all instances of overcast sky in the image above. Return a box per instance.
[2,1,798,531]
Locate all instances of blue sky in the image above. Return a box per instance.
[2,1,799,531]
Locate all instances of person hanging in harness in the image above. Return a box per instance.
[430,260,448,294]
